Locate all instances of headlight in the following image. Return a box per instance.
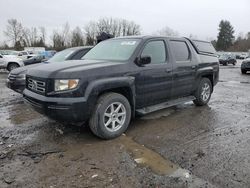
[54,79,79,91]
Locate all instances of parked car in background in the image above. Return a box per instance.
[239,53,248,59]
[40,50,57,60]
[0,50,19,56]
[23,36,219,139]
[23,55,45,66]
[17,51,36,60]
[219,54,237,66]
[6,46,92,93]
[241,58,250,74]
[0,54,24,71]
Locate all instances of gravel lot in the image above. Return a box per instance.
[0,60,250,188]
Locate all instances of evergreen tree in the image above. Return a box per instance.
[216,20,235,51]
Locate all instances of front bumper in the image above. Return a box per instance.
[6,78,25,93]
[23,89,90,122]
[241,63,250,71]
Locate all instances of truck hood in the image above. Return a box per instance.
[27,60,125,78]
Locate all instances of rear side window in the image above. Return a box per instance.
[170,41,190,62]
[141,41,166,64]
[192,40,216,54]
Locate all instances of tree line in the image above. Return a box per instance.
[1,18,250,52]
[2,18,141,51]
[212,20,250,52]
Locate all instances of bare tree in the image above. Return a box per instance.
[71,27,85,47]
[84,21,98,45]
[51,30,64,50]
[189,34,198,39]
[50,23,71,50]
[4,19,23,47]
[22,27,31,46]
[155,26,179,37]
[62,23,70,47]
[30,27,38,46]
[39,26,46,45]
[97,18,141,36]
[84,18,141,45]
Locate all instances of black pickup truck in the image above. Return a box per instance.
[23,36,219,139]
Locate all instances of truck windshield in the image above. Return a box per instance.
[48,48,75,63]
[83,39,141,61]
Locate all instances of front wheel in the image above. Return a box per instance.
[89,92,131,139]
[193,78,212,106]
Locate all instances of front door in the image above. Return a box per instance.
[139,40,173,107]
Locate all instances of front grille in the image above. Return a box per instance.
[27,78,46,94]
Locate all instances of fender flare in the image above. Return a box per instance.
[195,66,215,91]
[84,76,136,116]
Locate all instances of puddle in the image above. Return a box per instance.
[0,103,42,127]
[141,108,176,120]
[119,135,213,186]
[219,80,250,84]
[119,135,178,175]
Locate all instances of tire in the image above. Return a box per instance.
[7,63,19,72]
[89,92,131,139]
[241,69,247,74]
[193,78,212,106]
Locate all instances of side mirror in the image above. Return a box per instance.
[136,56,151,66]
[0,55,2,58]
[18,53,22,56]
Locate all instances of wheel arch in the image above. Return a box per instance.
[196,67,214,92]
[7,62,20,70]
[85,77,136,118]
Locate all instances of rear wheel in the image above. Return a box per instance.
[7,63,19,71]
[89,92,131,139]
[193,78,212,106]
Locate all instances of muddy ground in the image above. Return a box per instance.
[0,61,250,188]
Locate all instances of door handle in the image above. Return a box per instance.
[191,65,196,69]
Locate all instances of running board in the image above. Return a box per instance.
[136,96,196,115]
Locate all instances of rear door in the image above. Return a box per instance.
[169,39,197,98]
[139,39,173,106]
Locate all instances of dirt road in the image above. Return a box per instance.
[0,61,249,188]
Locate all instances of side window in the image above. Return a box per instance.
[170,41,190,62]
[71,49,90,60]
[141,41,166,64]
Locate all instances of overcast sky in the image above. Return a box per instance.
[0,0,249,45]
